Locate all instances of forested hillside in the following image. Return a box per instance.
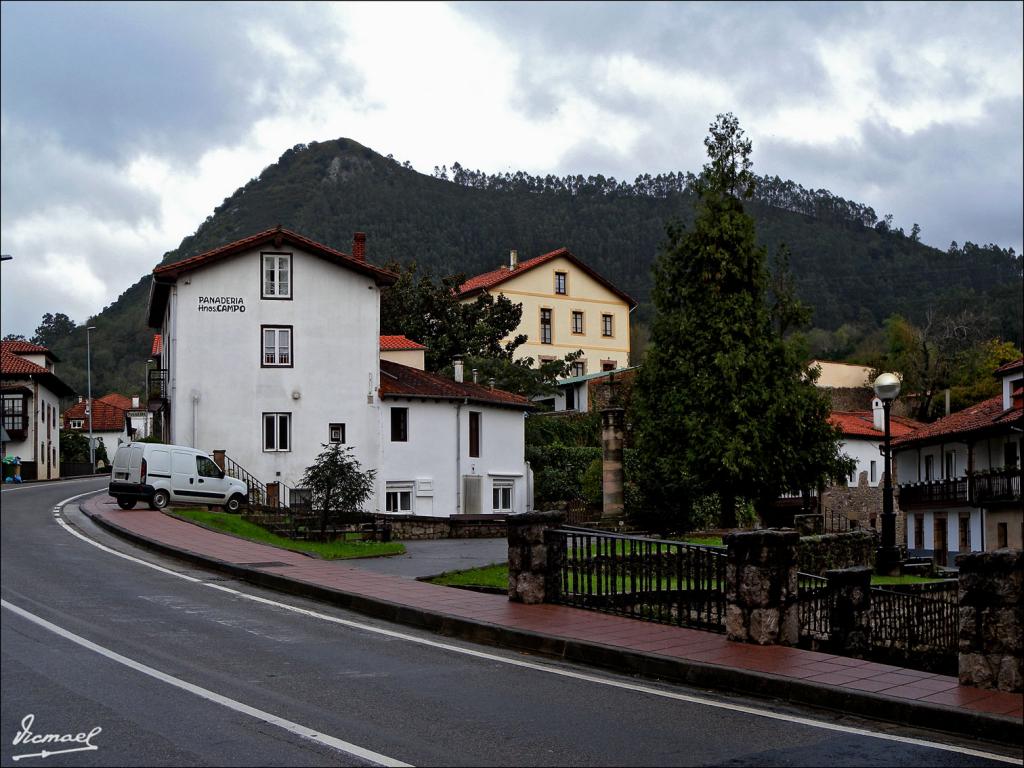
[40,137,1022,397]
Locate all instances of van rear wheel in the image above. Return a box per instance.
[150,490,170,510]
[116,497,136,510]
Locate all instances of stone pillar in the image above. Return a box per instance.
[957,549,1022,692]
[507,511,565,604]
[825,566,872,657]
[601,407,625,521]
[725,529,800,645]
[212,449,225,471]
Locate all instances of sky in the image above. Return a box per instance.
[1,1,1021,338]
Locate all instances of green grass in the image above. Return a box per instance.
[681,535,723,546]
[428,563,509,590]
[870,574,949,585]
[173,508,405,560]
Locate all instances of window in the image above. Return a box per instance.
[554,271,567,295]
[262,252,292,299]
[71,419,83,429]
[997,522,1008,549]
[959,516,970,551]
[1004,441,1020,469]
[914,514,924,549]
[385,483,413,513]
[390,407,408,442]
[2,394,26,436]
[263,412,291,452]
[924,455,935,482]
[565,386,576,411]
[944,451,955,479]
[262,326,293,367]
[196,456,222,478]
[540,309,552,345]
[492,479,513,513]
[571,311,584,334]
[870,460,877,484]
[329,423,346,444]
[570,360,586,377]
[602,360,616,372]
[602,314,613,337]
[539,356,556,364]
[469,411,481,458]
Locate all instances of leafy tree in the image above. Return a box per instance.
[59,430,91,463]
[439,350,581,399]
[379,261,527,371]
[299,443,376,538]
[2,333,27,342]
[31,312,77,348]
[632,114,852,532]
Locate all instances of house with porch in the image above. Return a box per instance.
[1,340,75,480]
[893,358,1023,563]
[146,226,533,516]
[457,248,636,376]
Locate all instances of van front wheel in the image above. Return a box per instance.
[150,490,170,510]
[225,494,244,513]
[116,497,136,510]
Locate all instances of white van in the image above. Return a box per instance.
[109,442,248,512]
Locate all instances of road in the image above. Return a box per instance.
[1,479,1019,767]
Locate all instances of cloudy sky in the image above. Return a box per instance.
[1,1,1021,338]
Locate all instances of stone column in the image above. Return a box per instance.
[507,511,566,604]
[957,549,1022,692]
[825,566,872,657]
[725,529,800,645]
[601,407,625,521]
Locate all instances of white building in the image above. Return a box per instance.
[1,340,74,480]
[829,403,921,490]
[147,226,533,516]
[893,358,1023,562]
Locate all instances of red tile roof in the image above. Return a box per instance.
[62,398,127,432]
[99,393,134,411]
[0,349,49,376]
[829,411,921,439]
[151,334,163,357]
[892,395,1023,446]
[994,357,1023,375]
[379,360,532,409]
[0,340,50,355]
[457,247,637,308]
[380,335,426,351]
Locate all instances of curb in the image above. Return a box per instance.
[78,500,1021,748]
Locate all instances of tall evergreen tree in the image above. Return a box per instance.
[632,114,852,530]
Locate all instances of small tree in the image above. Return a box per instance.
[299,444,376,538]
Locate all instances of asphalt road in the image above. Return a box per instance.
[1,479,1019,767]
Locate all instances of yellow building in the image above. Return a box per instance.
[458,248,636,375]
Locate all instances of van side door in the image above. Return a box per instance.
[170,450,197,501]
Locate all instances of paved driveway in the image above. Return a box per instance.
[349,536,507,579]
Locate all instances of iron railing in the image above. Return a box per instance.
[869,582,958,656]
[147,368,169,403]
[797,572,832,642]
[897,478,968,508]
[546,527,727,632]
[972,469,1021,504]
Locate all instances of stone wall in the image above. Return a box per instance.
[957,548,1022,692]
[385,515,509,540]
[507,511,565,604]
[820,472,905,547]
[798,530,877,576]
[725,529,800,646]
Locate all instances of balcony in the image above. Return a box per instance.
[897,478,968,509]
[972,468,1021,505]
[898,468,1021,509]
[147,368,169,411]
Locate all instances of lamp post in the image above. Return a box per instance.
[86,326,97,470]
[874,372,902,575]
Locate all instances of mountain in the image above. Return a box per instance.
[44,138,1023,398]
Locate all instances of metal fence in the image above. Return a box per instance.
[546,527,727,632]
[870,582,959,656]
[797,572,832,642]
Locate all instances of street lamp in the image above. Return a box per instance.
[874,372,902,575]
[86,326,97,470]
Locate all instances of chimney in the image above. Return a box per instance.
[352,232,366,262]
[509,249,518,270]
[132,396,140,409]
[453,355,464,383]
[872,397,884,431]
[488,377,496,390]
[78,396,83,404]
[472,368,479,384]
[944,388,951,416]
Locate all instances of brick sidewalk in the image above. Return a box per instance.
[80,494,1023,733]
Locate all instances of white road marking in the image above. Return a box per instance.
[1,477,106,493]
[1,600,411,768]
[49,491,1023,766]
